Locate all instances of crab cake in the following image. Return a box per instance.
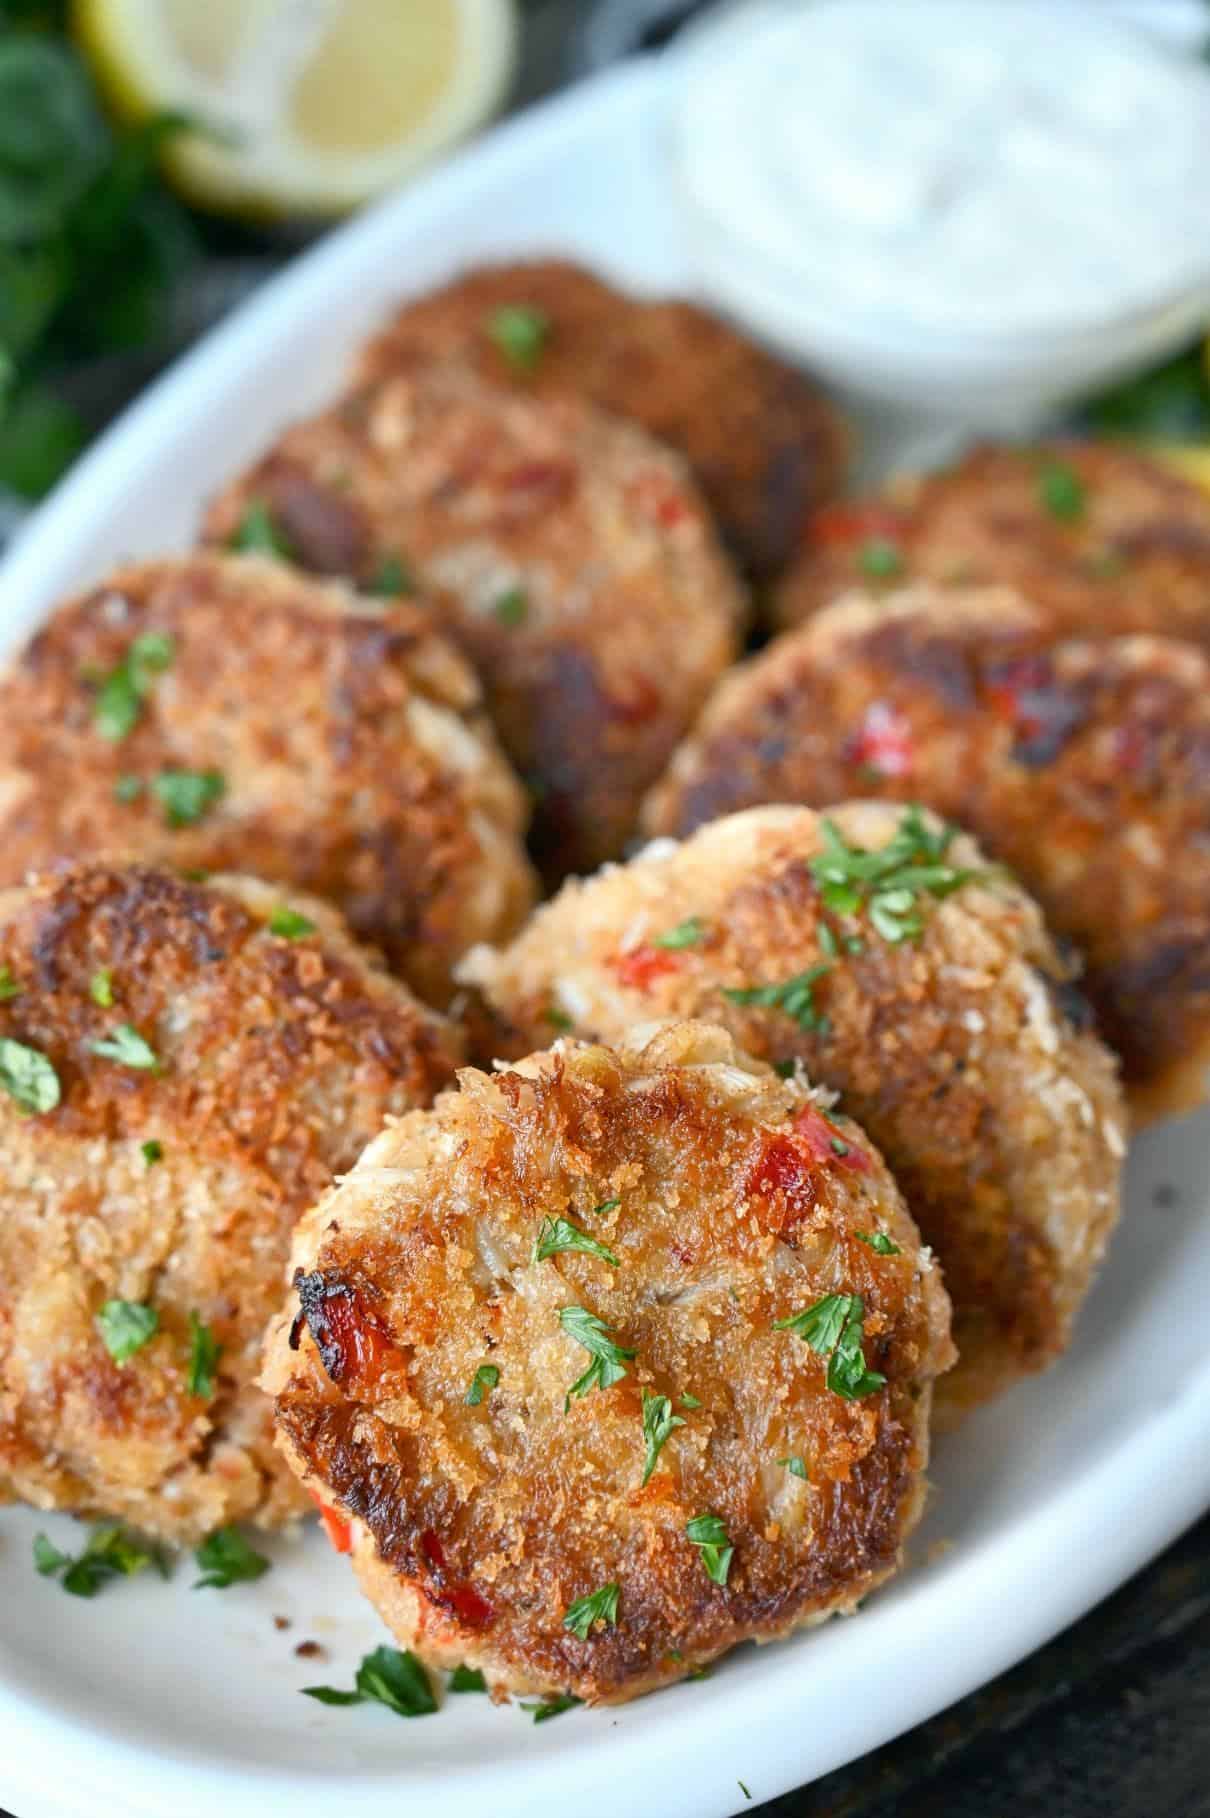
[200,361,745,880]
[352,258,849,581]
[0,553,535,1006]
[0,863,461,1543]
[461,805,1125,1421]
[644,586,1210,1121]
[263,1020,953,1704]
[776,441,1210,641]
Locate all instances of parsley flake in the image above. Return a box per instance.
[640,1389,685,1486]
[534,1215,619,1269]
[493,586,528,626]
[97,1299,158,1363]
[448,1665,487,1692]
[34,1523,165,1597]
[303,1645,437,1717]
[559,1305,635,1409]
[679,1392,702,1410]
[723,962,831,1033]
[152,768,226,828]
[142,1139,163,1166]
[89,968,114,1007]
[654,917,707,950]
[809,807,977,945]
[686,1512,733,1587]
[858,536,903,579]
[90,1022,160,1071]
[778,1455,809,1480]
[465,1362,500,1406]
[228,500,294,558]
[1037,460,1085,522]
[0,966,21,1001]
[187,1312,221,1398]
[0,1037,60,1113]
[521,1693,581,1723]
[368,552,413,596]
[268,906,316,939]
[856,1229,901,1256]
[543,1004,573,1032]
[193,1526,270,1590]
[591,1196,621,1216]
[774,1292,886,1400]
[93,630,174,742]
[563,1581,620,1640]
[488,304,550,372]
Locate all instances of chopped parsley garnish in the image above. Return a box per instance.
[739,1781,752,1802]
[448,1665,487,1693]
[679,1392,702,1410]
[0,966,20,1001]
[521,1692,581,1723]
[89,968,114,1007]
[723,962,832,1033]
[817,922,838,957]
[1037,460,1085,522]
[772,1059,797,1080]
[774,1292,886,1400]
[268,906,316,939]
[0,1037,60,1113]
[563,1581,621,1640]
[654,916,707,950]
[141,1139,164,1166]
[534,1215,619,1269]
[93,631,174,742]
[90,1022,160,1071]
[809,806,977,944]
[543,1005,573,1032]
[856,1229,901,1256]
[151,768,226,828]
[493,586,528,626]
[368,552,413,596]
[488,303,550,372]
[858,536,903,579]
[228,500,294,558]
[591,1196,621,1216]
[465,1362,500,1406]
[640,1389,684,1486]
[193,1526,271,1590]
[686,1512,733,1587]
[113,773,142,803]
[97,1298,158,1363]
[559,1305,635,1409]
[34,1524,165,1597]
[187,1312,221,1398]
[303,1645,437,1717]
[778,1455,809,1480]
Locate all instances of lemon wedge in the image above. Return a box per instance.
[72,0,519,218]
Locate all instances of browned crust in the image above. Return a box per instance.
[201,363,745,881]
[643,587,1210,1119]
[0,553,535,1005]
[264,1021,952,1703]
[352,258,850,582]
[776,441,1210,643]
[0,863,461,1541]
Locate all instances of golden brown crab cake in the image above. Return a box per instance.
[263,1019,953,1705]
[351,258,850,583]
[200,361,746,880]
[0,863,461,1543]
[776,441,1210,640]
[0,553,535,1007]
[643,586,1210,1122]
[461,804,1125,1422]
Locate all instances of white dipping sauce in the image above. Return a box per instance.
[674,0,1210,337]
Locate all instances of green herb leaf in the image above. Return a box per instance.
[303,1646,437,1718]
[192,1526,270,1590]
[93,630,173,741]
[559,1305,635,1409]
[367,552,412,596]
[640,1388,685,1486]
[187,1312,221,1398]
[35,1523,161,1597]
[686,1512,733,1587]
[591,1196,620,1216]
[856,1229,901,1255]
[563,1580,620,1640]
[487,303,549,372]
[228,500,294,558]
[723,962,832,1033]
[151,767,225,827]
[0,965,21,1001]
[773,1292,850,1350]
[534,1215,619,1269]
[89,967,113,1007]
[33,1533,69,1575]
[777,1455,809,1480]
[679,1392,702,1410]
[521,1692,580,1723]
[774,1292,886,1401]
[465,1362,500,1407]
[268,906,316,940]
[543,1004,572,1032]
[448,1665,487,1693]
[97,1298,157,1362]
[301,1686,364,1706]
[0,1035,60,1113]
[141,1138,163,1166]
[90,1021,159,1070]
[493,586,528,626]
[654,916,707,950]
[1037,460,1086,522]
[809,807,977,945]
[858,536,903,579]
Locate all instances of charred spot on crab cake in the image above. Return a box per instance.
[0,863,460,1543]
[643,585,1210,1122]
[0,552,534,1006]
[460,803,1125,1423]
[351,258,850,583]
[201,360,745,881]
[263,1021,953,1704]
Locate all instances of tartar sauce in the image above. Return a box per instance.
[672,0,1210,337]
